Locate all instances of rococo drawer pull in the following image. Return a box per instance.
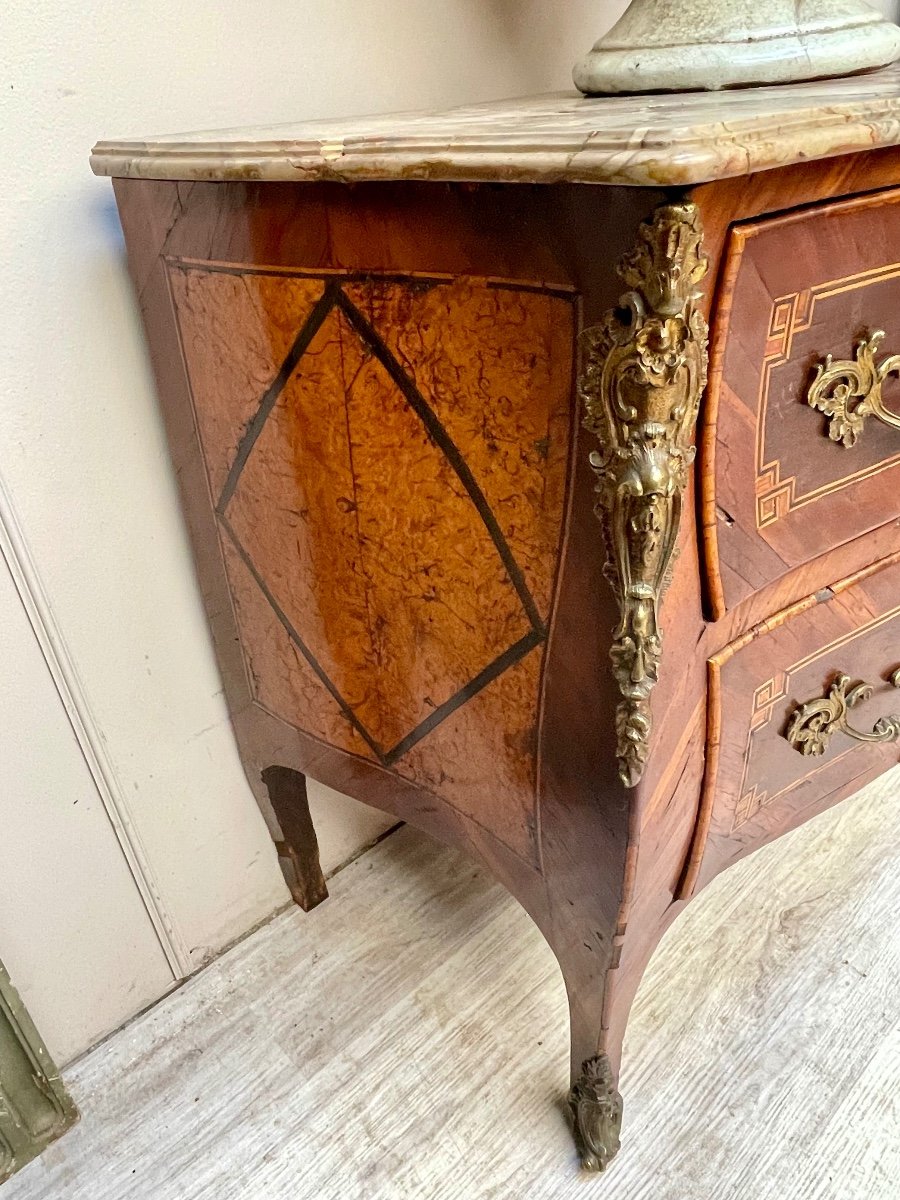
[807,330,900,447]
[785,669,900,757]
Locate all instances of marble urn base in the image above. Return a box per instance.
[574,0,900,94]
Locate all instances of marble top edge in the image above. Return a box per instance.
[91,65,900,188]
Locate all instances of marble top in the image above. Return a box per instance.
[91,65,900,188]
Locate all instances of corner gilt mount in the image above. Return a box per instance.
[580,203,709,787]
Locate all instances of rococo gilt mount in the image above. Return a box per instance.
[92,53,900,1175]
[582,202,709,786]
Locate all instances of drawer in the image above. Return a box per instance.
[694,552,900,886]
[703,188,900,617]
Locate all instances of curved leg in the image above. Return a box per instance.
[534,758,630,1171]
[551,901,628,1173]
[261,765,328,912]
[540,688,706,1171]
[556,894,674,1172]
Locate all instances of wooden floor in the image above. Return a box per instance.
[9,770,900,1199]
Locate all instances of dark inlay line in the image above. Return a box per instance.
[167,257,456,289]
[219,517,388,764]
[383,628,544,767]
[217,281,340,513]
[335,288,546,636]
[167,257,577,300]
[485,279,578,298]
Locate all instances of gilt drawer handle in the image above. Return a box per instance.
[807,330,900,447]
[785,669,900,757]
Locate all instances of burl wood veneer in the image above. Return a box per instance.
[92,70,900,1173]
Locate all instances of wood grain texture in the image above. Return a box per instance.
[169,263,575,864]
[9,773,900,1198]
[339,277,574,621]
[703,187,900,614]
[686,552,900,895]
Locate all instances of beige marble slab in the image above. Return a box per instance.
[90,65,900,188]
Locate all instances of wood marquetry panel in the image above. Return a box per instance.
[168,262,576,863]
[703,187,900,615]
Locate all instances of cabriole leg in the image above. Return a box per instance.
[261,766,328,912]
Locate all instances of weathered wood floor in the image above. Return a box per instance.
[7,769,900,1199]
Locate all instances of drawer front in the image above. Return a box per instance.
[703,188,900,616]
[696,553,900,884]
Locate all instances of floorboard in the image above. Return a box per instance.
[6,768,900,1199]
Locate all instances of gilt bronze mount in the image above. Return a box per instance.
[807,330,900,447]
[580,203,709,787]
[785,669,900,757]
[568,1054,624,1172]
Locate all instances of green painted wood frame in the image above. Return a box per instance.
[0,960,77,1182]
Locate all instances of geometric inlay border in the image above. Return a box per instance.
[732,599,900,830]
[755,259,900,530]
[170,261,572,768]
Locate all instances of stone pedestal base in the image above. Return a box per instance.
[574,0,900,94]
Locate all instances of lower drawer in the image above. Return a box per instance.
[695,552,900,885]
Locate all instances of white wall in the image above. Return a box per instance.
[2,0,897,1062]
[0,546,175,1060]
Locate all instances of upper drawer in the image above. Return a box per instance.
[702,188,900,617]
